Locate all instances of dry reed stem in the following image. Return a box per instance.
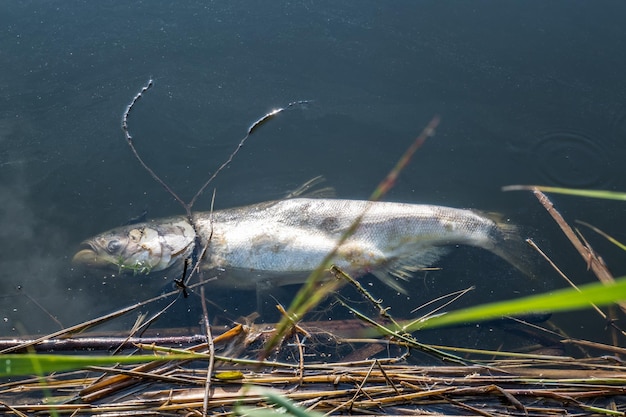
[2,356,625,415]
[532,190,626,314]
[197,286,213,416]
[5,312,624,416]
[0,359,626,416]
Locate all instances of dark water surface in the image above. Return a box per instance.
[1,2,625,349]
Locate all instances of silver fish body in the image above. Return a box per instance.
[73,198,530,291]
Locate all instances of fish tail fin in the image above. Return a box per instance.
[484,213,537,279]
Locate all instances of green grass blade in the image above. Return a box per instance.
[234,407,286,417]
[262,390,324,417]
[576,220,626,251]
[263,116,440,356]
[0,353,197,377]
[234,388,324,417]
[403,277,626,332]
[502,185,626,201]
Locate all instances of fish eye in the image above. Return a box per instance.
[107,240,121,253]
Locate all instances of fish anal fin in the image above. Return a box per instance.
[373,246,450,294]
[255,279,291,318]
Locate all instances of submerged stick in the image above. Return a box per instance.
[122,79,187,212]
[189,100,311,209]
[121,81,310,290]
[1,279,214,354]
[122,80,310,217]
[0,302,143,355]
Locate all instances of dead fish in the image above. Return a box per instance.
[72,198,532,293]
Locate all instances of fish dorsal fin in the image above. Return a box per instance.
[284,175,336,199]
[474,210,507,225]
[372,246,450,294]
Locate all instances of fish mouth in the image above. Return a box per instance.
[72,242,108,267]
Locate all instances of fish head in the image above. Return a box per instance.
[72,219,196,274]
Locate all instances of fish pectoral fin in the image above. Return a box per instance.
[255,280,272,316]
[255,279,291,318]
[373,246,451,294]
[371,270,410,294]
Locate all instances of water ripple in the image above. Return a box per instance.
[530,131,609,188]
[608,106,626,142]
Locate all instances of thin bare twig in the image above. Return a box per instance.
[330,265,400,329]
[190,188,217,283]
[200,286,215,417]
[407,286,474,326]
[527,238,626,337]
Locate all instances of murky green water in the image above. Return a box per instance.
[1,2,625,349]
